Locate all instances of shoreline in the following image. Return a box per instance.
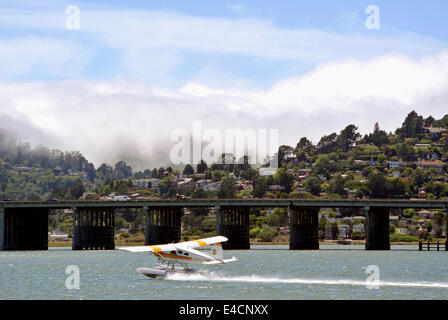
[48,240,428,247]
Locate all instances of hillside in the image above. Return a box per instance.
[1,111,447,243]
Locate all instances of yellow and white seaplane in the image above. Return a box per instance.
[118,236,237,279]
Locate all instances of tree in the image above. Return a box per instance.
[295,137,314,154]
[296,151,307,162]
[397,111,425,138]
[304,176,322,196]
[387,178,406,198]
[241,167,258,181]
[266,208,288,227]
[367,172,388,198]
[217,177,236,199]
[397,143,416,161]
[183,164,195,175]
[337,124,361,152]
[312,155,336,179]
[236,155,251,171]
[316,133,338,154]
[274,168,294,193]
[159,176,175,197]
[86,163,96,182]
[278,145,294,164]
[367,122,389,147]
[252,177,267,198]
[192,187,207,199]
[424,181,445,199]
[67,179,85,200]
[424,116,436,127]
[196,160,208,174]
[249,227,261,238]
[409,168,426,188]
[431,211,445,237]
[113,161,132,180]
[434,114,448,128]
[257,228,278,242]
[326,174,346,196]
[402,209,415,219]
[97,163,113,180]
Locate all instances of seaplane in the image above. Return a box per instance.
[118,236,237,279]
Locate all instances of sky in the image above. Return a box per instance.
[1,0,448,169]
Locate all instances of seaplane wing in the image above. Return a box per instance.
[175,236,228,250]
[118,236,228,253]
[118,243,176,253]
[203,257,239,265]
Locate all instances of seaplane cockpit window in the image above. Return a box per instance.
[184,253,189,256]
[177,250,183,254]
[170,250,176,254]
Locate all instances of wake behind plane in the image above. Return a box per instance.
[118,236,237,279]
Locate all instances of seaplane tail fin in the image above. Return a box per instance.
[206,243,224,260]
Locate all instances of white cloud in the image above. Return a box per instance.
[1,52,448,169]
[0,5,447,83]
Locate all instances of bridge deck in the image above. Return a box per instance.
[0,199,447,209]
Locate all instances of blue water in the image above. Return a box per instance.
[1,245,447,299]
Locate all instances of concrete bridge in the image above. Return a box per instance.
[0,199,447,251]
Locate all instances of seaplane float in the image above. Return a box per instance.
[118,236,237,279]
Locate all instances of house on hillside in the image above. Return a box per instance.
[132,179,151,189]
[269,185,285,192]
[417,210,434,219]
[386,160,407,169]
[177,178,195,192]
[390,216,399,227]
[391,171,401,178]
[148,178,160,193]
[338,224,350,238]
[416,161,445,174]
[424,127,447,139]
[353,224,365,233]
[259,167,278,176]
[13,166,44,173]
[198,181,221,192]
[236,181,253,191]
[415,143,431,148]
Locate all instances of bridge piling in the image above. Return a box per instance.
[0,207,48,250]
[289,206,319,250]
[216,206,250,249]
[72,207,115,250]
[145,207,183,245]
[445,208,448,251]
[365,207,390,250]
